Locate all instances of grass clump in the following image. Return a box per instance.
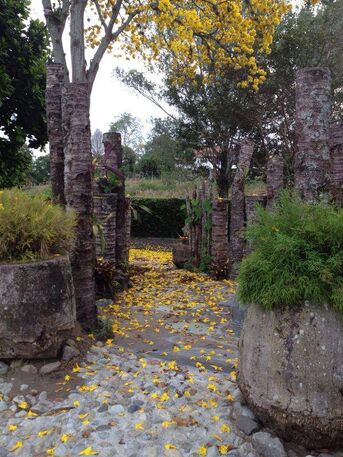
[238,191,343,314]
[0,188,76,263]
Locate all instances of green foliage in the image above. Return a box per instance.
[135,154,161,178]
[131,198,186,238]
[28,154,50,185]
[0,144,33,188]
[109,112,144,154]
[0,1,49,187]
[95,171,122,193]
[184,200,202,225]
[126,177,197,198]
[92,316,114,341]
[238,192,343,314]
[122,145,137,176]
[24,184,52,201]
[0,189,76,263]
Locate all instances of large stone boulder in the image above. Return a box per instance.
[0,256,76,359]
[238,302,343,449]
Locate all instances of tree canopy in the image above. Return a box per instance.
[0,0,49,188]
[115,0,343,194]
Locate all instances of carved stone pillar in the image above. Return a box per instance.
[244,195,267,254]
[295,67,332,202]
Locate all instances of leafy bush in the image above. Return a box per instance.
[131,198,186,238]
[238,192,343,314]
[0,188,76,262]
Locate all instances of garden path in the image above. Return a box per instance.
[0,248,317,457]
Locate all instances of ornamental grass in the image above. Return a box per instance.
[238,191,343,314]
[0,188,75,263]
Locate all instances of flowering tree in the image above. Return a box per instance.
[42,0,288,327]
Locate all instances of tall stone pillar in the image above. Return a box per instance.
[46,63,65,206]
[211,198,229,277]
[93,193,118,262]
[266,153,284,210]
[295,67,332,202]
[229,139,254,277]
[329,121,343,207]
[244,195,267,254]
[102,132,127,269]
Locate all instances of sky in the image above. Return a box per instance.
[30,0,169,138]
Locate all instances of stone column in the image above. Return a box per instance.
[93,193,118,263]
[329,121,343,207]
[124,196,131,263]
[229,139,254,277]
[266,153,284,210]
[244,195,267,254]
[211,198,229,277]
[46,63,65,206]
[102,132,127,269]
[295,67,332,202]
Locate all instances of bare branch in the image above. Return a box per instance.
[92,0,108,32]
[88,9,138,88]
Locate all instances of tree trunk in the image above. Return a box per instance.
[266,153,284,210]
[329,121,343,207]
[63,82,96,328]
[229,139,254,278]
[70,0,87,83]
[294,67,332,202]
[46,63,65,206]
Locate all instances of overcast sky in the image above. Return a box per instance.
[30,0,169,138]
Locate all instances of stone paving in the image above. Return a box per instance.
[0,248,342,457]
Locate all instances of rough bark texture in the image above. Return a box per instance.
[238,302,343,449]
[0,257,75,358]
[244,195,267,255]
[294,67,332,202]
[211,198,229,276]
[93,193,118,262]
[103,132,128,268]
[266,154,284,210]
[125,196,131,262]
[229,140,254,277]
[63,82,96,328]
[46,63,65,206]
[329,121,343,207]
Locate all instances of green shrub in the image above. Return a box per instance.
[0,188,76,262]
[238,192,343,314]
[131,198,186,238]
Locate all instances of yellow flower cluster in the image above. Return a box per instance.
[86,0,289,89]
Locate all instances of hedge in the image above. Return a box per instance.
[131,198,186,238]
